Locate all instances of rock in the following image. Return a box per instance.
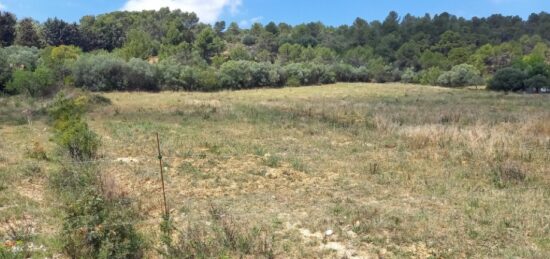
[115,157,139,163]
[325,229,334,236]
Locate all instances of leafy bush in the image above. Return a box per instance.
[73,54,128,91]
[417,67,443,85]
[126,58,159,91]
[487,67,527,91]
[62,189,144,259]
[283,63,334,86]
[47,93,145,258]
[40,45,82,81]
[401,68,418,84]
[367,58,397,83]
[3,46,40,71]
[6,66,56,97]
[524,74,549,92]
[48,94,99,160]
[437,64,483,87]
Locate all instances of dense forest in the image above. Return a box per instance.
[1,8,550,95]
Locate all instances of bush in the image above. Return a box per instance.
[524,74,549,92]
[196,67,221,91]
[73,54,128,91]
[283,63,334,86]
[488,67,527,91]
[62,189,144,259]
[437,64,483,87]
[3,46,40,71]
[401,68,418,84]
[126,58,159,91]
[417,67,443,85]
[48,94,99,160]
[367,58,396,83]
[6,66,56,97]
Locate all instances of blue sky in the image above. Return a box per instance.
[0,0,548,26]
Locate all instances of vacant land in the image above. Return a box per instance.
[1,83,549,258]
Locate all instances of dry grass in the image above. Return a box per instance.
[1,83,549,258]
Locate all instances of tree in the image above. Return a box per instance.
[0,11,16,46]
[41,45,82,80]
[433,30,463,55]
[524,74,549,92]
[350,18,370,46]
[396,41,421,69]
[277,43,303,64]
[382,11,400,34]
[121,29,158,60]
[214,21,226,36]
[43,18,81,46]
[15,18,42,47]
[194,27,225,64]
[487,67,527,91]
[343,46,374,67]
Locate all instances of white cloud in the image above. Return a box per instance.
[0,2,6,10]
[239,16,263,27]
[123,0,242,23]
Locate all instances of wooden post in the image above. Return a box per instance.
[156,132,169,218]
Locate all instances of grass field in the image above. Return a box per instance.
[1,83,549,258]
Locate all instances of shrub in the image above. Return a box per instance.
[3,46,40,71]
[219,60,256,89]
[48,94,99,160]
[73,54,128,91]
[0,49,12,90]
[283,63,334,86]
[197,67,221,91]
[368,58,396,83]
[488,67,527,91]
[6,66,56,97]
[401,68,418,84]
[437,64,483,87]
[62,189,144,259]
[51,165,144,259]
[126,58,159,91]
[524,74,549,92]
[417,67,443,85]
[56,120,100,161]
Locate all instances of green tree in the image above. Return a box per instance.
[121,29,158,60]
[43,18,81,46]
[0,11,16,46]
[15,18,42,47]
[488,67,527,91]
[343,46,374,67]
[194,27,225,64]
[41,45,82,80]
[396,41,421,69]
[228,44,252,61]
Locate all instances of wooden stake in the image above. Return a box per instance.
[156,132,169,218]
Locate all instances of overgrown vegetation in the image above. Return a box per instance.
[46,93,145,258]
[2,10,550,94]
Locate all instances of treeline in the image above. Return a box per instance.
[1,9,550,94]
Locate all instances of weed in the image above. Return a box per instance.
[492,161,526,188]
[263,154,281,168]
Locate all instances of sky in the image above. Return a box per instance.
[0,0,548,26]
